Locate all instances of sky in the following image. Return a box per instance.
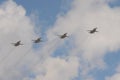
[0,0,120,80]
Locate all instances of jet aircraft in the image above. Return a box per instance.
[88,27,98,34]
[12,41,23,47]
[32,38,42,43]
[57,33,68,39]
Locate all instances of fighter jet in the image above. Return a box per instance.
[11,41,23,47]
[88,27,98,34]
[32,37,42,43]
[57,33,68,39]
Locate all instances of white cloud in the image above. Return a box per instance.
[0,0,120,80]
[0,0,39,79]
[46,0,120,79]
[106,73,120,80]
[105,73,120,80]
[34,57,79,80]
[116,64,120,73]
[0,0,79,80]
[105,64,120,80]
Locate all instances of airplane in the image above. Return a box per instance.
[32,37,42,43]
[57,33,68,39]
[88,27,98,34]
[11,41,23,47]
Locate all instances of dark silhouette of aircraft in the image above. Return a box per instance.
[57,33,68,39]
[12,41,23,47]
[88,27,98,34]
[32,38,42,43]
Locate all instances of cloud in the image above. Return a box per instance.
[106,73,120,80]
[115,64,120,73]
[105,64,120,80]
[0,0,39,79]
[45,0,120,79]
[34,57,79,80]
[0,0,120,80]
[0,0,79,80]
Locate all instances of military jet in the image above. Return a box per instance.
[88,27,98,34]
[32,37,42,43]
[57,33,68,39]
[12,41,23,47]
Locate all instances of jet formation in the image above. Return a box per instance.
[11,27,98,46]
